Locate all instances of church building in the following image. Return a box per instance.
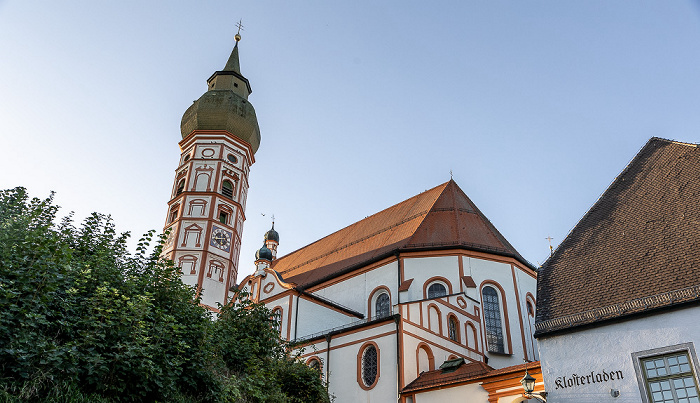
[164,36,545,402]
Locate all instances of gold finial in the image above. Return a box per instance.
[235,19,244,42]
[546,236,554,256]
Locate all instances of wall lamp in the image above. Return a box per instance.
[520,369,547,402]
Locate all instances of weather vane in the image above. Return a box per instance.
[546,236,554,256]
[235,19,244,42]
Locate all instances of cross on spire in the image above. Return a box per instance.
[235,19,244,42]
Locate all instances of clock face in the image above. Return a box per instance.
[210,226,232,252]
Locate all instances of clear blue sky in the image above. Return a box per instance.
[1,1,699,278]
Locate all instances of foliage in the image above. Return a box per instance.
[0,188,329,402]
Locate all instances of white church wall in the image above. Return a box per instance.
[311,261,398,316]
[401,319,479,386]
[295,297,358,339]
[326,323,397,403]
[538,305,700,402]
[402,256,460,302]
[466,257,534,368]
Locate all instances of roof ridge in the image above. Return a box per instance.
[542,137,672,266]
[273,181,450,267]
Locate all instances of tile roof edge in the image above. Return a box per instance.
[535,283,700,337]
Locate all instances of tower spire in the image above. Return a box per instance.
[223,20,244,73]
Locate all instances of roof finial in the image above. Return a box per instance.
[546,236,554,256]
[235,19,244,42]
[450,170,453,180]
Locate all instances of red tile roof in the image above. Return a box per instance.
[402,360,540,393]
[402,361,492,392]
[271,180,532,288]
[535,138,700,336]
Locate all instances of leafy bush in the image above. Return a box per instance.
[0,188,329,402]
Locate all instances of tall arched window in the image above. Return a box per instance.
[482,286,505,353]
[375,293,390,318]
[448,315,459,342]
[428,283,447,299]
[359,344,379,389]
[221,180,234,198]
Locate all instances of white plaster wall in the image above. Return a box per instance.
[326,324,397,403]
[312,261,398,316]
[538,305,700,402]
[201,275,226,308]
[295,297,357,339]
[174,251,200,288]
[411,382,488,403]
[402,256,460,301]
[466,257,534,368]
[263,294,291,340]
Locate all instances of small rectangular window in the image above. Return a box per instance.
[219,212,228,224]
[634,344,700,403]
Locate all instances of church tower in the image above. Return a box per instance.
[162,32,260,310]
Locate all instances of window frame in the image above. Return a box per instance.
[447,314,460,343]
[633,343,700,403]
[481,285,507,354]
[427,282,448,299]
[357,342,380,390]
[221,180,234,199]
[368,286,392,320]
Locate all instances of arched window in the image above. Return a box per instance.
[359,344,379,389]
[375,293,390,318]
[221,180,234,198]
[428,283,447,299]
[482,286,505,353]
[176,179,185,195]
[526,300,534,317]
[448,315,459,342]
[272,308,282,334]
[308,357,321,372]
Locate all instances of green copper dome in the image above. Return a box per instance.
[180,41,261,154]
[264,223,279,243]
[255,243,273,261]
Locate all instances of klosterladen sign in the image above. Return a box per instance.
[555,369,624,389]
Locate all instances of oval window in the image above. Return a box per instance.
[361,345,378,387]
[227,154,237,164]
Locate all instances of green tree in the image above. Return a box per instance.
[0,188,329,402]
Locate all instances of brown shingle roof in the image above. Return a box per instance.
[271,180,532,288]
[535,138,700,337]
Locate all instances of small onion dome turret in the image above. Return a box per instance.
[264,223,279,243]
[255,243,273,261]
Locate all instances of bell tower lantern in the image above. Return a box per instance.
[162,32,260,310]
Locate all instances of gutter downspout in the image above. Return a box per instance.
[395,252,403,402]
[325,333,332,393]
[294,288,301,341]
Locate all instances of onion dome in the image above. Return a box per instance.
[264,223,279,243]
[255,243,273,261]
[180,37,261,154]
